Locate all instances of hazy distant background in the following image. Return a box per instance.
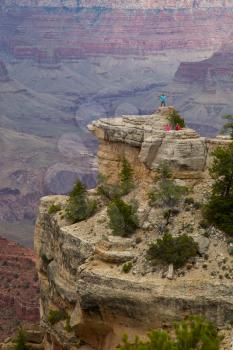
[1,1,233,246]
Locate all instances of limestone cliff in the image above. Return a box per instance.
[35,109,233,350]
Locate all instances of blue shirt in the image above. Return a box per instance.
[160,95,167,102]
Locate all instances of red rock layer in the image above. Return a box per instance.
[0,7,233,62]
[0,237,39,341]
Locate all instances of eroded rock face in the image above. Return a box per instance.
[35,196,233,350]
[35,110,233,350]
[89,109,207,173]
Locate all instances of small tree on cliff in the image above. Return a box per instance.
[65,180,97,223]
[148,161,186,225]
[118,316,221,350]
[203,142,233,235]
[14,328,28,350]
[221,114,233,139]
[120,158,135,195]
[167,108,186,129]
[97,158,135,200]
[147,233,198,269]
[107,198,139,237]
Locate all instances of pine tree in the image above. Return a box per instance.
[118,316,222,350]
[120,158,135,195]
[65,180,97,223]
[107,198,139,237]
[14,328,28,350]
[203,142,233,235]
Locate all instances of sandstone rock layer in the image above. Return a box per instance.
[35,110,233,350]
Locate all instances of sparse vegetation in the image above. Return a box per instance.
[97,158,135,201]
[149,162,186,226]
[64,316,72,332]
[65,180,97,224]
[147,233,198,268]
[119,158,135,195]
[47,309,67,325]
[167,108,186,129]
[122,261,133,273]
[107,198,139,237]
[221,114,233,139]
[203,142,233,235]
[118,315,221,350]
[48,204,61,215]
[13,328,28,350]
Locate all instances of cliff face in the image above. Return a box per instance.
[0,237,39,341]
[1,3,233,62]
[35,109,233,350]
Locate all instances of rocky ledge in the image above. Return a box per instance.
[35,109,233,350]
[89,108,207,173]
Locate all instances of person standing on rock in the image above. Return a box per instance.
[160,93,167,107]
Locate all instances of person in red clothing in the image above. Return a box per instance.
[175,124,182,131]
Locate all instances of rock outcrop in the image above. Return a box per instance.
[89,109,207,174]
[35,109,233,350]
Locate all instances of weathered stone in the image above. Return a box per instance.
[167,264,174,280]
[35,111,233,350]
[89,111,207,173]
[195,236,210,255]
[70,300,83,327]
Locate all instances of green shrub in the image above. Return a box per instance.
[65,180,97,224]
[97,158,134,200]
[149,162,186,210]
[107,198,139,237]
[203,197,233,235]
[64,316,72,333]
[47,309,67,325]
[203,142,233,235]
[118,315,221,350]
[209,142,233,198]
[122,261,133,273]
[147,233,198,268]
[13,328,28,350]
[120,158,135,195]
[48,204,61,215]
[167,108,186,129]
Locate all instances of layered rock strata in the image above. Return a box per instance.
[35,109,233,350]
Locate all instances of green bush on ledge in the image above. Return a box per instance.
[65,180,97,224]
[47,309,67,326]
[147,233,198,268]
[167,108,186,129]
[118,315,222,350]
[48,204,61,215]
[107,198,139,237]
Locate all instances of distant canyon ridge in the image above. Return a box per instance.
[2,0,233,9]
[0,1,233,245]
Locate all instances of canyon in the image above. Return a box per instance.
[1,1,233,245]
[0,236,39,342]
